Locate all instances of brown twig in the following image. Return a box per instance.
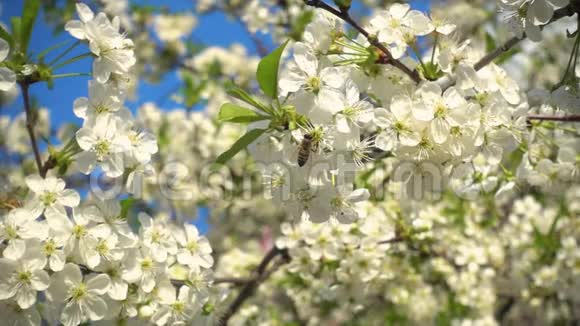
[218,246,291,325]
[304,0,421,83]
[216,234,408,324]
[19,82,44,176]
[377,236,406,245]
[527,114,580,122]
[440,3,579,90]
[213,277,253,285]
[475,5,577,72]
[18,82,59,178]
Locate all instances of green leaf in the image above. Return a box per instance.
[0,24,13,47]
[21,0,41,54]
[256,40,289,99]
[218,103,270,123]
[484,32,496,53]
[496,48,520,65]
[120,197,135,220]
[11,17,22,52]
[226,85,272,114]
[215,128,267,165]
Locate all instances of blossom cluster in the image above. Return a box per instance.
[65,4,158,188]
[500,0,570,42]
[214,187,579,325]
[0,0,579,324]
[248,5,532,224]
[0,4,224,326]
[0,175,220,326]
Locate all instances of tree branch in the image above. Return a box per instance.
[215,234,408,324]
[527,114,580,122]
[19,82,44,177]
[218,246,291,325]
[440,3,578,90]
[304,0,422,83]
[476,5,577,71]
[213,277,253,286]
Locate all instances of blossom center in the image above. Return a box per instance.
[434,103,447,118]
[151,229,163,243]
[186,241,198,253]
[41,191,57,206]
[171,302,185,313]
[70,283,88,301]
[73,225,87,239]
[306,77,321,93]
[94,103,110,114]
[96,239,109,255]
[5,225,18,239]
[43,239,56,255]
[141,258,153,270]
[450,126,462,137]
[18,271,32,283]
[94,140,111,160]
[389,19,401,29]
[331,196,350,209]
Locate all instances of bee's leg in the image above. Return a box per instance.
[311,142,319,153]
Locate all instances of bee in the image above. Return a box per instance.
[297,133,319,167]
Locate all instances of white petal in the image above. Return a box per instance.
[317,88,345,115]
[412,102,434,121]
[57,189,80,207]
[17,286,37,309]
[49,251,66,271]
[0,38,9,62]
[431,118,450,144]
[437,23,456,35]
[86,296,108,321]
[529,0,553,25]
[86,274,110,295]
[93,59,111,83]
[64,20,86,40]
[293,42,318,77]
[61,302,84,326]
[336,115,351,133]
[76,3,95,22]
[405,11,434,35]
[375,133,395,151]
[347,188,370,202]
[389,3,410,19]
[62,263,83,285]
[4,239,26,260]
[157,281,176,304]
[75,127,97,150]
[74,151,97,174]
[73,97,89,119]
[108,279,128,301]
[25,175,45,193]
[30,270,50,291]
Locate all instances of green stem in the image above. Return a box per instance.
[430,33,439,64]
[52,52,93,70]
[334,40,367,54]
[48,40,80,66]
[52,72,91,79]
[410,43,428,74]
